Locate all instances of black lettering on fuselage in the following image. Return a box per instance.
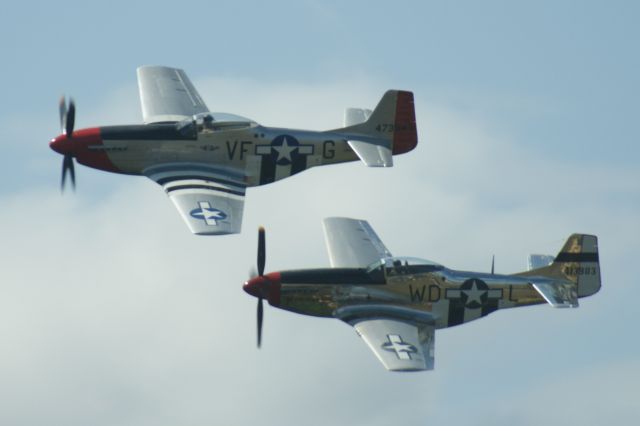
[322,140,335,159]
[240,141,251,159]
[226,140,252,160]
[409,285,427,302]
[428,284,441,302]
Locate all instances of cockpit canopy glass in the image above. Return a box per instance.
[175,112,256,137]
[176,118,197,138]
[193,112,256,133]
[367,256,444,276]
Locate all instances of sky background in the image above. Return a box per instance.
[1,1,639,425]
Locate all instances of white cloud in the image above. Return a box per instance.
[1,76,638,425]
[485,360,640,426]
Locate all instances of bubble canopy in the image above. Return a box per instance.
[176,112,257,136]
[195,112,256,124]
[367,256,444,275]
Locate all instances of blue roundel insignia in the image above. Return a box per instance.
[190,201,227,226]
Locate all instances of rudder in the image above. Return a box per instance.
[389,91,418,154]
[524,234,601,298]
[343,90,418,155]
[552,234,601,297]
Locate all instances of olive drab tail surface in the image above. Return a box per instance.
[519,234,601,298]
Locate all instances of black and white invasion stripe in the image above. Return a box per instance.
[144,164,247,198]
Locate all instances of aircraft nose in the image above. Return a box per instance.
[243,276,268,298]
[49,134,73,155]
[49,127,102,156]
[243,272,281,305]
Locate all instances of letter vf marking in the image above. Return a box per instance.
[226,140,252,160]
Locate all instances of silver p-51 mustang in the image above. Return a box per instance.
[49,66,417,235]
[244,218,601,372]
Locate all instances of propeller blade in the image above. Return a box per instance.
[69,156,76,190]
[257,226,266,276]
[59,96,67,133]
[65,99,76,136]
[61,155,69,191]
[491,255,495,275]
[257,297,264,348]
[61,155,76,192]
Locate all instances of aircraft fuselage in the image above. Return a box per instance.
[260,265,557,330]
[50,123,361,187]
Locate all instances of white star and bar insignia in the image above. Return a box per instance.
[445,278,502,309]
[255,135,313,166]
[381,334,418,360]
[189,201,227,226]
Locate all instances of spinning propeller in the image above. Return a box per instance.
[255,226,266,347]
[58,96,76,191]
[244,228,281,347]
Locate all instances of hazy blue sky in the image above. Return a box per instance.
[1,1,638,425]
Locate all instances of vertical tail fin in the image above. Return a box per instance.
[522,234,601,298]
[341,90,418,160]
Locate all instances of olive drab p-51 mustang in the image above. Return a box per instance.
[49,66,417,235]
[244,218,601,372]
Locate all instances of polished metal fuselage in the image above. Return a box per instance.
[276,267,549,329]
[86,123,359,186]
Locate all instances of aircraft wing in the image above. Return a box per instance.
[137,65,209,124]
[322,217,392,268]
[144,165,246,235]
[335,305,435,372]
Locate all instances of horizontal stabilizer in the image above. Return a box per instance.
[518,234,601,298]
[532,281,578,308]
[344,107,392,167]
[347,140,393,167]
[344,108,372,127]
[528,254,554,271]
[337,91,417,167]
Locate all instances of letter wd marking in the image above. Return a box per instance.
[409,285,427,302]
[189,201,227,226]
